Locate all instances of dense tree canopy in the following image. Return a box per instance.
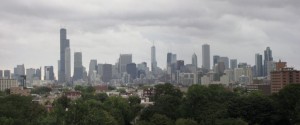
[1,83,300,125]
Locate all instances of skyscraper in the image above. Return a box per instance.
[73,52,83,81]
[192,53,198,68]
[151,45,157,73]
[126,63,137,80]
[44,66,55,80]
[213,55,220,66]
[177,60,185,71]
[14,64,25,83]
[102,64,112,83]
[255,54,263,77]
[264,47,273,76]
[202,44,210,70]
[26,68,36,84]
[230,59,237,70]
[219,57,229,69]
[4,70,10,79]
[35,67,42,80]
[88,59,98,83]
[167,52,172,68]
[65,47,71,82]
[0,70,3,79]
[59,28,70,83]
[119,54,132,73]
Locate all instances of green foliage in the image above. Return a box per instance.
[108,85,116,90]
[31,86,52,95]
[0,95,47,125]
[153,83,183,101]
[182,84,236,124]
[129,96,141,106]
[175,118,198,125]
[215,118,248,125]
[228,93,273,125]
[117,88,127,94]
[2,83,300,125]
[74,85,95,93]
[272,84,300,124]
[150,114,174,125]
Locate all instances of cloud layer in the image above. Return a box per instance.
[0,0,300,73]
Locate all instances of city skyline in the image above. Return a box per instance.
[1,0,300,71]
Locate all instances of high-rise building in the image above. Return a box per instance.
[26,68,36,84]
[44,66,55,80]
[171,54,177,64]
[4,70,10,79]
[65,47,71,82]
[202,44,210,70]
[88,59,98,83]
[73,52,83,81]
[230,59,237,70]
[59,28,70,83]
[14,64,25,76]
[126,63,137,80]
[14,64,25,83]
[167,52,172,67]
[219,57,229,69]
[177,60,185,71]
[151,45,157,73]
[102,64,112,83]
[119,54,132,73]
[97,64,103,76]
[192,53,198,68]
[0,70,3,79]
[213,55,220,66]
[255,54,263,77]
[264,47,273,76]
[35,67,42,80]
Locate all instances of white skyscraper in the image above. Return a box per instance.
[88,59,97,84]
[151,45,157,73]
[192,53,198,68]
[65,47,71,82]
[202,44,210,70]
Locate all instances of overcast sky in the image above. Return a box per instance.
[0,0,300,73]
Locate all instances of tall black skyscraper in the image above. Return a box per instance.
[126,63,137,80]
[255,54,263,77]
[102,64,112,83]
[59,28,70,83]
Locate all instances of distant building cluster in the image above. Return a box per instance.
[1,28,300,95]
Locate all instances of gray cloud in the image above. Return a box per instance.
[0,0,299,72]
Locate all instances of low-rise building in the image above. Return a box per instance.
[64,91,81,100]
[10,87,31,96]
[0,79,18,91]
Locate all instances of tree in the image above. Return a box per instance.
[182,84,235,124]
[215,118,248,125]
[0,95,47,125]
[175,118,198,125]
[31,86,52,95]
[228,92,274,125]
[95,93,109,102]
[272,84,300,124]
[150,114,174,125]
[128,96,141,106]
[153,83,182,101]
